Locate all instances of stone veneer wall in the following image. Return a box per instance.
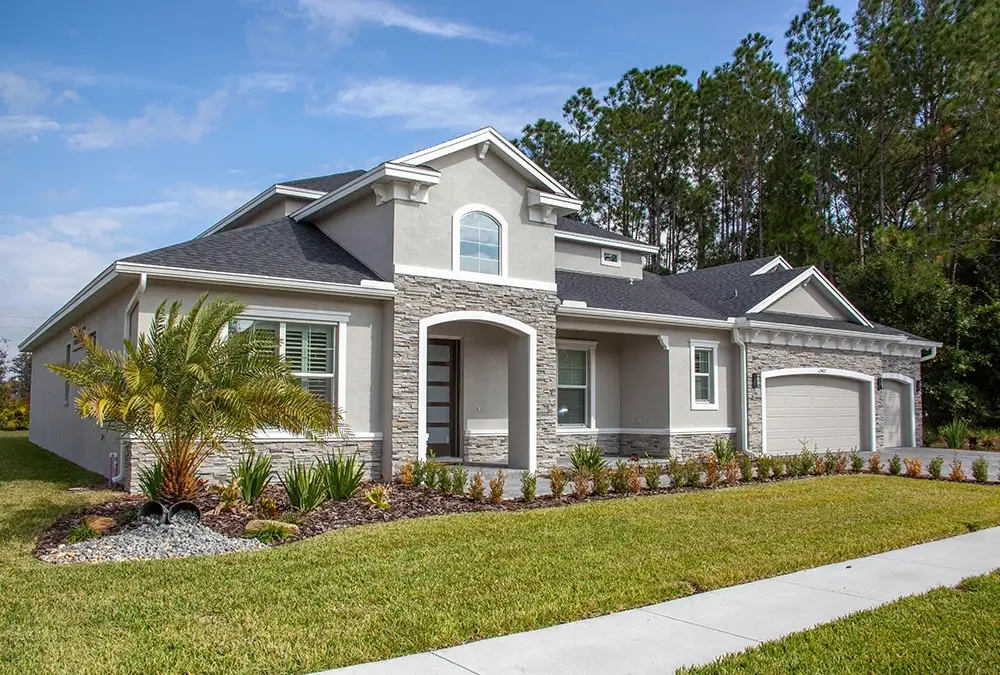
[463,434,509,465]
[746,343,924,453]
[123,437,382,492]
[554,432,732,462]
[390,274,559,476]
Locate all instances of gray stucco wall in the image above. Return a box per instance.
[665,328,739,431]
[764,282,849,320]
[315,194,395,280]
[554,240,643,280]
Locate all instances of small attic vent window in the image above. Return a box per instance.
[601,249,621,267]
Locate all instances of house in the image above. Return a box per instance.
[20,127,941,488]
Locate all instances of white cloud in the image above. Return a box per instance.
[236,73,299,94]
[292,0,517,45]
[33,65,192,94]
[0,115,60,141]
[164,185,257,212]
[0,71,51,113]
[65,89,228,150]
[314,78,567,135]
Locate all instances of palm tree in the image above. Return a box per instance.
[49,294,343,502]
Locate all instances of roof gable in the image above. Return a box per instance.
[744,267,873,327]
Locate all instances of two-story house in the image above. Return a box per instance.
[21,127,940,489]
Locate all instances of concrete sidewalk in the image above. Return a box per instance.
[320,527,1000,675]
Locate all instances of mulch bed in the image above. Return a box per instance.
[34,494,146,555]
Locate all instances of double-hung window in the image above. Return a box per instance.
[690,340,718,410]
[557,341,596,427]
[229,318,338,404]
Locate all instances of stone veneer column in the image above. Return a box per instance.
[389,274,559,475]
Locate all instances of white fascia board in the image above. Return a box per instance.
[19,263,120,351]
[745,266,874,328]
[750,255,792,275]
[526,187,583,213]
[393,127,578,199]
[741,318,906,343]
[115,262,397,299]
[196,185,327,239]
[902,337,943,348]
[291,163,441,222]
[553,230,659,255]
[557,305,734,330]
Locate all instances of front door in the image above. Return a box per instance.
[426,339,460,458]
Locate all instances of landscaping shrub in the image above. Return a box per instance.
[591,466,610,495]
[231,451,272,504]
[904,456,923,477]
[737,453,753,482]
[520,471,537,502]
[425,459,444,491]
[782,456,799,478]
[940,419,969,450]
[627,462,642,493]
[255,496,279,520]
[972,455,989,484]
[797,449,816,477]
[399,459,414,485]
[666,458,681,485]
[752,456,769,481]
[835,453,849,474]
[702,454,719,486]
[643,462,661,490]
[867,452,883,474]
[712,436,736,464]
[681,459,702,488]
[450,465,469,495]
[948,452,966,482]
[928,456,945,479]
[548,466,566,497]
[279,462,327,512]
[888,454,903,476]
[317,452,366,501]
[814,454,826,476]
[610,460,631,493]
[468,471,485,501]
[210,477,242,513]
[723,458,740,484]
[278,511,300,525]
[248,521,291,544]
[436,464,454,494]
[849,449,864,473]
[488,470,506,504]
[137,462,165,501]
[570,469,590,499]
[410,458,427,487]
[365,484,391,510]
[66,522,98,544]
[569,443,607,473]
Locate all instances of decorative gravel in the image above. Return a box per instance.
[39,511,268,564]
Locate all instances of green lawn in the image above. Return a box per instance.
[683,570,1000,674]
[4,432,1000,674]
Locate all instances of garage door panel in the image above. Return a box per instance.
[766,375,864,454]
[883,381,905,447]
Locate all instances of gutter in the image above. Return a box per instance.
[556,304,734,330]
[920,345,938,363]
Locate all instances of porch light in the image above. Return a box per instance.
[915,379,922,393]
[751,373,760,389]
[877,377,884,391]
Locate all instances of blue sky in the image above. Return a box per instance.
[0,0,855,349]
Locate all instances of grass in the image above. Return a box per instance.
[4,431,1000,674]
[684,571,1000,674]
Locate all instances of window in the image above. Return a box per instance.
[458,210,501,275]
[557,340,596,427]
[229,319,338,403]
[601,249,621,267]
[690,340,719,410]
[72,326,86,351]
[64,344,71,406]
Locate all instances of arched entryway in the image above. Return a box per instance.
[418,310,537,471]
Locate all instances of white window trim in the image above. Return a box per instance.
[557,339,598,429]
[690,339,719,411]
[600,248,622,268]
[452,203,509,279]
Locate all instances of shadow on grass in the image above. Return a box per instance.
[0,433,105,487]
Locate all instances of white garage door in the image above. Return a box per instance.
[883,380,905,447]
[766,375,864,454]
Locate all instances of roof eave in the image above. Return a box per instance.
[554,230,659,255]
[196,185,327,239]
[557,304,732,329]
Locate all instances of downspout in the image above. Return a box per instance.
[732,320,749,452]
[920,346,938,363]
[110,273,147,485]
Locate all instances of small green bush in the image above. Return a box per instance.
[249,521,291,544]
[231,451,272,504]
[643,462,661,490]
[488,470,505,504]
[365,484,391,510]
[591,466,610,495]
[66,522,98,544]
[520,471,537,502]
[849,449,864,473]
[972,455,989,484]
[317,451,365,501]
[940,419,969,450]
[436,464,453,494]
[783,456,800,478]
[548,466,567,497]
[610,460,631,493]
[468,471,485,501]
[738,453,753,482]
[424,459,443,491]
[569,443,607,473]
[279,462,327,512]
[712,436,736,464]
[822,452,839,475]
[450,465,469,495]
[411,458,427,487]
[797,449,817,477]
[137,462,165,501]
[928,456,945,479]
[888,454,903,476]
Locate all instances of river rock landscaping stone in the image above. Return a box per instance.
[40,510,267,564]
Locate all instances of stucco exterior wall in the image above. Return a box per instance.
[618,334,670,429]
[28,285,134,477]
[137,280,386,435]
[428,321,510,433]
[666,328,739,431]
[764,282,849,320]
[393,148,555,284]
[235,196,314,230]
[554,240,643,280]
[315,195,394,280]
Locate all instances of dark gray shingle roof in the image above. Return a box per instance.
[124,217,383,284]
[556,270,727,320]
[555,217,651,247]
[281,170,367,193]
[659,258,806,317]
[748,312,896,336]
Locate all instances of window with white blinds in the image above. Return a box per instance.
[229,319,337,403]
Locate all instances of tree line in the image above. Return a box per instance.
[516,0,1000,430]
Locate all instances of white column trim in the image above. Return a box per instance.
[337,320,348,422]
[881,372,917,447]
[760,367,877,454]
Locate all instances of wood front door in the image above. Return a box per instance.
[426,339,460,458]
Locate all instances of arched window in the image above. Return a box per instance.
[458,211,501,275]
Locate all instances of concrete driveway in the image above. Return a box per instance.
[862,448,1000,479]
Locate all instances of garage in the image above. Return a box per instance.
[764,373,870,454]
[882,378,912,447]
